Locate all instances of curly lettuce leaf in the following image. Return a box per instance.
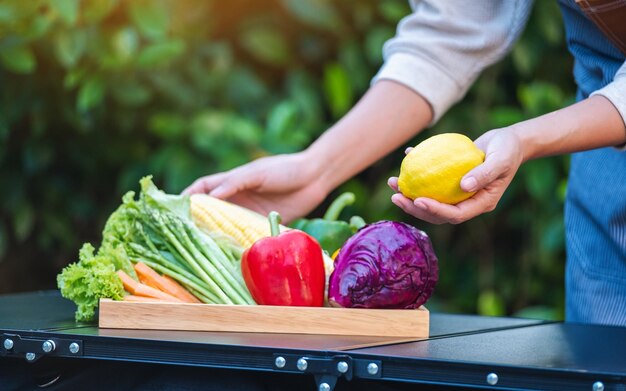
[57,243,126,322]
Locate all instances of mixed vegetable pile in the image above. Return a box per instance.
[58,177,439,322]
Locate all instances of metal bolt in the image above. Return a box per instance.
[42,340,56,353]
[274,356,286,368]
[337,361,349,373]
[296,358,308,371]
[487,373,498,386]
[593,382,605,391]
[25,353,36,362]
[69,343,80,354]
[318,383,330,391]
[367,362,379,375]
[3,338,14,350]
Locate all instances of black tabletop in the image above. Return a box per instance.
[0,291,92,331]
[348,322,626,389]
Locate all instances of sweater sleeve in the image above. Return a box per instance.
[372,0,533,125]
[590,61,626,150]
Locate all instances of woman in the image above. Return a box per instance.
[185,0,626,327]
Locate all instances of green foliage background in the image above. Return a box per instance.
[0,0,574,319]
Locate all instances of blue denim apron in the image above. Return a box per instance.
[558,0,626,326]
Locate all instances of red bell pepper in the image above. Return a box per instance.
[241,211,325,307]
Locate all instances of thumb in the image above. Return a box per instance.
[460,156,506,192]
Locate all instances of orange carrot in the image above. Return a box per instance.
[117,270,139,295]
[123,295,167,303]
[133,282,183,302]
[134,262,200,304]
[161,275,202,304]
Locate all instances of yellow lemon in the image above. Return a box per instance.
[398,133,485,205]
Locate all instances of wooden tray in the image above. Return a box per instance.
[98,299,429,338]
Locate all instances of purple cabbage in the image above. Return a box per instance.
[328,221,439,309]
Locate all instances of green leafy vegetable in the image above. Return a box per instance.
[57,243,127,321]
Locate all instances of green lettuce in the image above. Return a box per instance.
[57,243,127,321]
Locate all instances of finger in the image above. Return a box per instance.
[404,147,413,155]
[416,190,498,224]
[460,156,508,193]
[387,177,399,192]
[209,170,263,199]
[182,173,228,195]
[391,194,446,224]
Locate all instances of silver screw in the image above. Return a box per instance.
[274,356,286,368]
[3,338,14,350]
[593,382,605,391]
[318,383,330,391]
[296,358,308,371]
[69,343,80,354]
[367,362,379,375]
[336,361,349,373]
[42,340,56,353]
[487,373,498,386]
[25,352,36,361]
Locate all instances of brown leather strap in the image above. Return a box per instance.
[576,0,626,55]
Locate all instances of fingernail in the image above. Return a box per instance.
[461,177,477,192]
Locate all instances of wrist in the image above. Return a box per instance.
[505,121,540,163]
[300,145,335,197]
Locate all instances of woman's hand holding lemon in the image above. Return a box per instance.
[388,129,524,224]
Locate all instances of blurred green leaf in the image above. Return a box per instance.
[50,0,79,25]
[190,110,229,154]
[557,179,568,202]
[518,82,564,116]
[365,26,394,64]
[110,81,151,106]
[112,27,139,62]
[477,290,505,316]
[378,0,410,23]
[129,0,169,39]
[77,77,105,112]
[54,30,86,68]
[83,0,118,23]
[281,0,341,31]
[541,217,565,255]
[0,45,36,74]
[148,112,186,140]
[0,4,16,22]
[488,106,525,129]
[523,159,558,201]
[239,25,290,65]
[267,100,299,136]
[339,42,369,92]
[323,63,352,118]
[136,39,185,68]
[511,40,537,76]
[63,67,87,89]
[13,202,34,243]
[227,116,262,145]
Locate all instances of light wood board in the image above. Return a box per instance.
[99,299,429,338]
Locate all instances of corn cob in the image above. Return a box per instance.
[190,194,288,248]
